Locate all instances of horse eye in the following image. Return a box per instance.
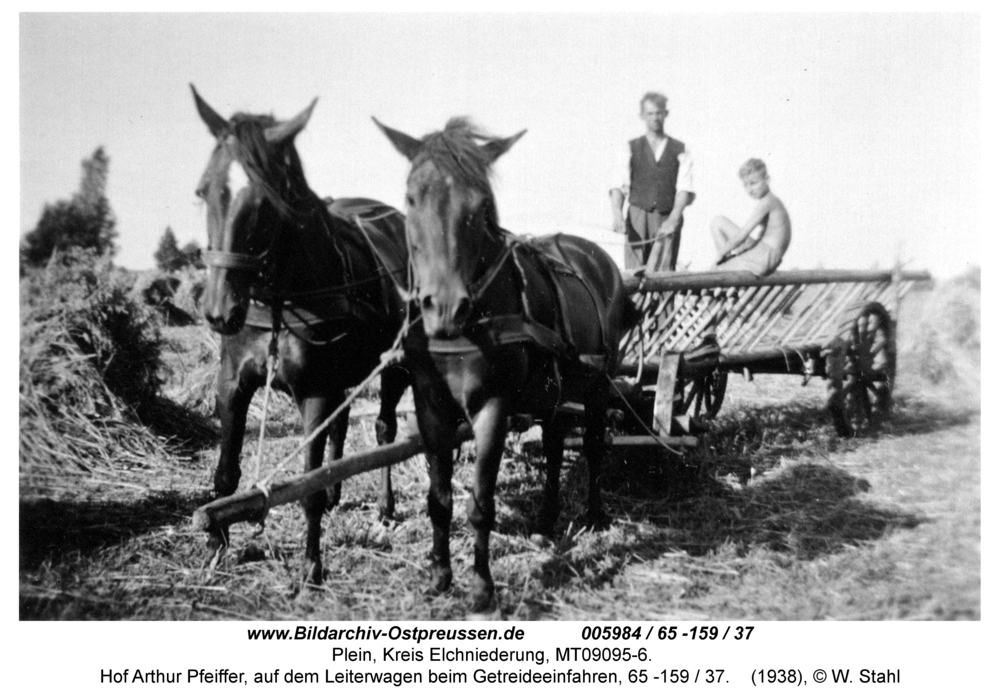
[195,183,208,199]
[406,195,415,208]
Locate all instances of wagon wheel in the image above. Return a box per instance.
[678,367,728,419]
[826,301,896,437]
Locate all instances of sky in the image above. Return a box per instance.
[19,12,982,278]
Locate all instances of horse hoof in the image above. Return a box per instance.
[302,562,324,588]
[585,510,612,531]
[469,588,496,614]
[429,566,453,594]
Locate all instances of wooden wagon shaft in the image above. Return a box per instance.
[193,400,688,533]
[192,428,443,533]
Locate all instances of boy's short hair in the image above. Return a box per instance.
[640,91,668,111]
[739,158,768,180]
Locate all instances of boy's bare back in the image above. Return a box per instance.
[752,190,791,258]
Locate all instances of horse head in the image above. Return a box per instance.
[375,117,525,339]
[192,85,316,335]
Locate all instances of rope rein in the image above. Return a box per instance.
[250,305,420,512]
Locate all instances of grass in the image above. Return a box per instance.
[19,275,980,621]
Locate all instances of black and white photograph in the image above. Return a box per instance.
[17,7,981,648]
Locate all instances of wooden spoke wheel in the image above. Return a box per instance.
[826,301,896,437]
[678,367,728,419]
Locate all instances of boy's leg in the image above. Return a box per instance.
[710,215,741,256]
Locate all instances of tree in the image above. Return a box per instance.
[21,147,119,268]
[154,227,184,272]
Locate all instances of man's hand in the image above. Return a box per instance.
[612,214,627,235]
[657,217,680,237]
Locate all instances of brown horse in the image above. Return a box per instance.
[193,86,410,586]
[376,117,636,611]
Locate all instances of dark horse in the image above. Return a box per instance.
[376,118,636,611]
[192,87,410,586]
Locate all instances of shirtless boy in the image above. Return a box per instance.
[711,159,790,276]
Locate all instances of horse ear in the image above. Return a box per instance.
[373,117,424,162]
[264,98,318,147]
[481,129,527,164]
[191,84,229,139]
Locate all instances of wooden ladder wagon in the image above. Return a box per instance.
[615,268,931,441]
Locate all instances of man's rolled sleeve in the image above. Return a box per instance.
[676,150,694,194]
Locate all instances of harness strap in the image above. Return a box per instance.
[413,314,569,356]
[468,238,517,302]
[247,298,382,326]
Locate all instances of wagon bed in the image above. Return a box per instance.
[615,267,931,439]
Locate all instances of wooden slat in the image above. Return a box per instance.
[785,280,875,346]
[715,285,771,343]
[652,352,681,436]
[753,281,837,349]
[733,284,803,352]
[717,286,786,349]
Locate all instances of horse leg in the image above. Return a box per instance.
[416,395,458,596]
[209,361,258,552]
[375,365,408,521]
[536,412,568,538]
[583,387,612,530]
[467,398,507,612]
[324,400,350,512]
[299,396,332,587]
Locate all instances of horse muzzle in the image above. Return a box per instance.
[420,291,472,339]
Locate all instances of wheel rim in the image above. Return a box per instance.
[834,302,895,435]
[680,369,728,419]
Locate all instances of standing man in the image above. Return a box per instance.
[610,91,694,275]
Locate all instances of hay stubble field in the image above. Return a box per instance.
[19,263,980,620]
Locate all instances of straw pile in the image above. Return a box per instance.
[897,266,979,402]
[20,251,176,499]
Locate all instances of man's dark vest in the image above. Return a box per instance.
[628,136,685,213]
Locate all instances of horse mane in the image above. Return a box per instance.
[415,117,502,229]
[229,113,316,219]
[226,112,368,286]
